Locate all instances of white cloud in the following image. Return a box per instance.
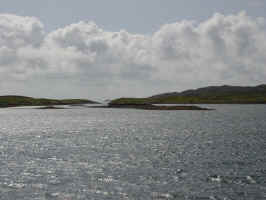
[0,14,44,48]
[0,12,266,98]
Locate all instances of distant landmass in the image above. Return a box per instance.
[2,84,266,108]
[110,84,266,104]
[0,96,98,108]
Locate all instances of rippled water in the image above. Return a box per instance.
[0,105,265,199]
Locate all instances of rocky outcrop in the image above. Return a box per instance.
[94,103,212,110]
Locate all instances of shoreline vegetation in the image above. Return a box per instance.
[110,84,266,105]
[96,84,266,110]
[1,84,266,110]
[0,95,98,108]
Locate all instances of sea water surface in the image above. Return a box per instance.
[0,105,265,199]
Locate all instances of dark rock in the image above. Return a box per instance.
[37,106,67,109]
[92,103,213,111]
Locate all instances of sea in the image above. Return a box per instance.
[0,104,265,199]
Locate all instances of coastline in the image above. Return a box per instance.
[90,104,213,111]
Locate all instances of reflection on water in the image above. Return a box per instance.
[0,105,265,199]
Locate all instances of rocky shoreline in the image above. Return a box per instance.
[36,106,68,109]
[92,103,213,111]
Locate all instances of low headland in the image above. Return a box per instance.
[0,95,98,108]
[1,84,265,110]
[110,84,266,105]
[96,103,212,110]
[93,84,266,110]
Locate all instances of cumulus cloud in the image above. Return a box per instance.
[0,12,266,98]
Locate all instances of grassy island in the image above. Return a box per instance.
[110,84,266,105]
[0,96,98,108]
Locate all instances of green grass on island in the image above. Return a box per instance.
[110,84,266,105]
[2,84,266,108]
[0,96,98,108]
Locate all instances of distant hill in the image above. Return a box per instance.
[0,95,98,108]
[110,84,266,104]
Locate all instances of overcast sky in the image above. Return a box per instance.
[0,1,266,100]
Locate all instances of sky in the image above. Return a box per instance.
[0,0,266,100]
